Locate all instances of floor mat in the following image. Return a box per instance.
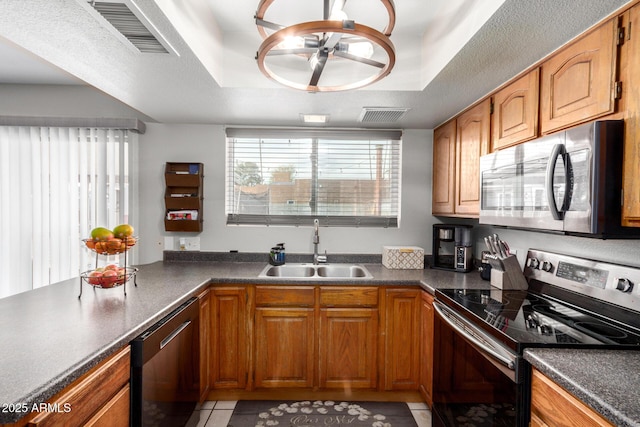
[227,400,418,427]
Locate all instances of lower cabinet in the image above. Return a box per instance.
[254,307,316,388]
[384,288,421,390]
[210,286,247,389]
[419,291,434,406]
[26,346,130,427]
[208,284,425,394]
[530,368,614,427]
[319,286,379,389]
[198,288,211,401]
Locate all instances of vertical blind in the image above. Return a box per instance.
[0,126,137,298]
[225,128,402,227]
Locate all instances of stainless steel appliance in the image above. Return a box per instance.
[131,297,200,427]
[480,120,639,237]
[432,224,473,272]
[432,249,640,427]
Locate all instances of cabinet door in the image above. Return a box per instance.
[622,4,640,227]
[455,99,491,216]
[384,288,421,390]
[540,18,617,134]
[432,119,456,215]
[419,291,434,406]
[492,68,540,150]
[531,368,615,427]
[254,307,315,388]
[198,289,211,399]
[319,308,378,389]
[210,287,247,389]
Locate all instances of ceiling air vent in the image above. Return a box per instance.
[85,0,177,54]
[358,107,409,123]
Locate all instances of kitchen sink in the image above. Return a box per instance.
[258,263,373,279]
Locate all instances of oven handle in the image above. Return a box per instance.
[433,301,517,370]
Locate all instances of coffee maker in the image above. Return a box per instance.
[432,224,473,272]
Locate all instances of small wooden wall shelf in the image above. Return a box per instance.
[164,162,203,232]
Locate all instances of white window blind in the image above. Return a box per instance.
[226,128,402,227]
[0,126,137,298]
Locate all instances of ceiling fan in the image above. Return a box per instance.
[255,0,396,92]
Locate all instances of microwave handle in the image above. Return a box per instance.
[546,144,569,220]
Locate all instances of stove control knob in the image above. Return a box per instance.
[616,278,634,293]
[527,257,540,269]
[541,261,553,272]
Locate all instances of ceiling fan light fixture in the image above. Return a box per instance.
[255,0,396,92]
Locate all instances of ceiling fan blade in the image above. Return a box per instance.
[334,50,386,68]
[309,52,329,87]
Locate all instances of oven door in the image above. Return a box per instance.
[432,301,531,427]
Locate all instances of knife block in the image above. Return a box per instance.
[490,255,528,290]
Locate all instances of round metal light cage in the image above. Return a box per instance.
[255,0,396,39]
[256,20,396,92]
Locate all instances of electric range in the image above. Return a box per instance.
[432,249,640,427]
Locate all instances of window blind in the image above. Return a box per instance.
[0,126,137,298]
[225,128,402,227]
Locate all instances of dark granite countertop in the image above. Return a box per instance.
[0,258,490,424]
[525,348,640,427]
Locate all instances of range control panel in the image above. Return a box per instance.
[524,249,640,313]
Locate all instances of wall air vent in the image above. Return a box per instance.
[358,107,409,123]
[84,0,177,55]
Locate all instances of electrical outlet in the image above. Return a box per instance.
[184,237,200,251]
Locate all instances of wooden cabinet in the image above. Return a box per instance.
[210,286,247,389]
[164,162,204,232]
[530,368,614,427]
[254,286,315,388]
[540,18,618,134]
[318,286,379,389]
[384,288,421,390]
[432,119,456,215]
[491,68,540,150]
[198,289,211,401]
[454,98,491,216]
[622,3,640,227]
[27,346,130,427]
[419,291,434,406]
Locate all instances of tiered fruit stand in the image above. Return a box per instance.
[79,236,138,297]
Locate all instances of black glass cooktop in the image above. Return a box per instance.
[435,285,640,353]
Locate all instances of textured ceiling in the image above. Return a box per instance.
[0,0,632,129]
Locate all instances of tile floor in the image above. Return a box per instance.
[193,401,432,427]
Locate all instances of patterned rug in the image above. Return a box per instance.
[227,400,418,427]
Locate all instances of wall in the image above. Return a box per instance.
[137,124,435,264]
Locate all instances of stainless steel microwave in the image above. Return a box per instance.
[479,120,638,238]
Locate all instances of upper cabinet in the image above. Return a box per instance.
[622,3,640,227]
[540,18,619,134]
[454,99,491,216]
[491,68,540,150]
[432,99,490,218]
[432,119,456,215]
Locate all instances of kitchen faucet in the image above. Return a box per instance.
[313,219,327,264]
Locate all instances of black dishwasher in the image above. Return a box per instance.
[131,297,200,427]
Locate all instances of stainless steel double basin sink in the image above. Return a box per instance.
[258,263,373,279]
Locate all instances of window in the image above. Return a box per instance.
[226,128,401,227]
[0,126,137,298]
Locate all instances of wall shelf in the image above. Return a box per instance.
[164,162,203,232]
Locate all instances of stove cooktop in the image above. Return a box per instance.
[435,249,640,353]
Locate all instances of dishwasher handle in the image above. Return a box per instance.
[433,300,517,370]
[160,320,191,349]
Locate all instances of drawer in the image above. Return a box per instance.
[28,346,130,427]
[319,286,379,307]
[255,286,315,306]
